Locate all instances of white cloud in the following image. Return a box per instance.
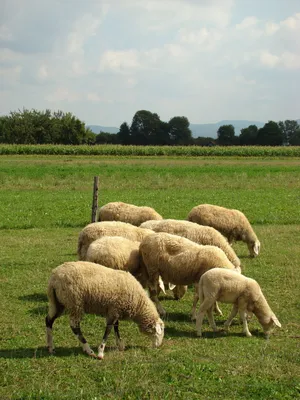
[46,88,80,103]
[0,25,13,41]
[236,16,259,30]
[0,65,22,82]
[37,65,48,80]
[87,93,102,102]
[281,13,300,30]
[66,13,103,55]
[282,51,300,69]
[265,22,280,35]
[99,50,141,72]
[178,27,223,51]
[235,75,256,85]
[130,0,234,30]
[260,51,280,68]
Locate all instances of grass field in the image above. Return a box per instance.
[0,154,300,399]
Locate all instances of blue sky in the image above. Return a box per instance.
[1,0,299,127]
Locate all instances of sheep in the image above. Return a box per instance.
[139,232,241,318]
[98,201,163,226]
[140,219,241,269]
[195,268,281,338]
[45,261,164,359]
[77,221,154,261]
[85,236,148,288]
[187,204,260,257]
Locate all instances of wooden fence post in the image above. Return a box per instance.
[91,176,99,223]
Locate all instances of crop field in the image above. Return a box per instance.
[0,153,300,399]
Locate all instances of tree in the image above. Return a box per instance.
[118,122,131,145]
[130,110,161,145]
[217,124,235,145]
[289,128,300,145]
[0,108,90,145]
[239,125,258,145]
[278,120,300,145]
[192,136,216,146]
[256,121,285,146]
[95,131,118,144]
[157,121,170,145]
[84,127,96,144]
[168,116,192,145]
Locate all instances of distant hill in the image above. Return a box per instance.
[88,119,299,139]
[190,120,265,139]
[88,125,119,134]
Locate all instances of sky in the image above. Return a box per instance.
[1,0,300,127]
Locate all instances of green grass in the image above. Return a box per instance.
[0,155,300,399]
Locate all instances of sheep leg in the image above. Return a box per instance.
[224,304,238,331]
[196,298,215,337]
[45,304,64,354]
[148,278,166,317]
[97,319,114,359]
[114,320,125,351]
[70,319,96,358]
[239,309,252,337]
[206,306,217,332]
[191,284,199,321]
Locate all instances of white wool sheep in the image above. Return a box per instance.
[85,236,148,288]
[139,232,241,318]
[98,201,163,226]
[77,221,154,261]
[196,268,281,338]
[46,261,164,359]
[187,204,260,257]
[140,219,241,269]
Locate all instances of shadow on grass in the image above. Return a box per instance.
[164,311,191,322]
[165,323,264,339]
[0,344,146,359]
[27,305,48,316]
[239,255,253,260]
[18,292,48,302]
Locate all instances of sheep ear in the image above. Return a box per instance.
[158,276,166,294]
[156,321,163,335]
[271,315,282,328]
[254,241,260,256]
[168,283,176,290]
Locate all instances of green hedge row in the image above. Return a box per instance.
[1,144,300,157]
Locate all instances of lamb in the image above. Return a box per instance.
[98,201,163,226]
[45,261,164,359]
[195,268,281,338]
[187,204,260,257]
[77,221,154,261]
[140,219,241,269]
[139,232,241,318]
[85,236,148,288]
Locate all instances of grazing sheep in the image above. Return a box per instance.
[196,268,281,338]
[98,201,163,226]
[46,261,164,359]
[85,236,148,288]
[140,219,241,269]
[139,232,241,318]
[77,221,154,261]
[187,204,260,257]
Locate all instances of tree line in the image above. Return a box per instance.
[0,108,299,146]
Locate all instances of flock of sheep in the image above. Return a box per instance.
[45,202,281,360]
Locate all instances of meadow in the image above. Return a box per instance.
[0,153,300,399]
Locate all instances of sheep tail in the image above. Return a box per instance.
[46,283,64,321]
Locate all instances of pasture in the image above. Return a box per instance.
[0,154,300,399]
